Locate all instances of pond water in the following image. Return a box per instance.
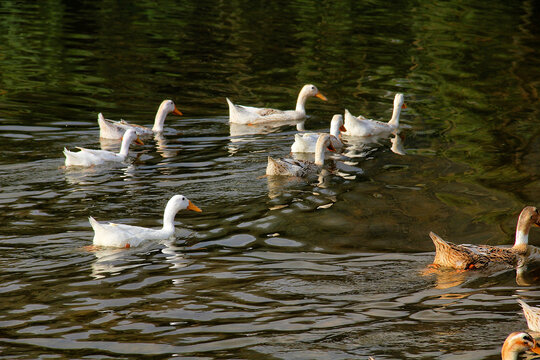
[1,0,540,359]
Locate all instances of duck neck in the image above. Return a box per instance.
[118,136,132,157]
[388,102,402,127]
[152,104,168,132]
[161,201,178,236]
[296,121,306,131]
[330,120,340,138]
[514,230,529,248]
[501,345,519,360]
[314,137,327,166]
[295,89,309,115]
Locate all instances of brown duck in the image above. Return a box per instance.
[429,206,540,270]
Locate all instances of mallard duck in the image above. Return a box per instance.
[501,332,540,359]
[98,99,183,139]
[227,84,327,125]
[518,299,540,332]
[343,93,406,137]
[266,133,335,177]
[429,206,540,270]
[89,195,202,248]
[64,129,143,167]
[291,114,346,153]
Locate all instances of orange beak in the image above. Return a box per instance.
[172,106,183,116]
[531,340,540,354]
[187,200,202,212]
[402,103,407,109]
[315,92,327,101]
[339,125,347,132]
[327,143,337,152]
[134,136,144,145]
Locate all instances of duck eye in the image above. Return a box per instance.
[524,334,533,342]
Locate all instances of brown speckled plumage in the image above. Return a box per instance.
[266,134,334,177]
[429,206,540,270]
[430,232,519,269]
[266,156,319,177]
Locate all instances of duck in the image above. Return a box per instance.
[343,93,406,137]
[89,195,202,248]
[227,84,327,125]
[501,332,540,360]
[267,133,335,177]
[64,128,143,167]
[98,99,183,139]
[429,206,540,270]
[518,299,540,332]
[291,114,346,153]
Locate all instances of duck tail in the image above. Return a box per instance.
[88,216,102,231]
[97,113,106,126]
[429,231,457,258]
[266,156,279,175]
[226,98,238,122]
[429,231,478,269]
[518,299,540,332]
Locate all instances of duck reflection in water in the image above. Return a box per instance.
[423,250,540,290]
[101,132,178,159]
[342,130,406,160]
[516,257,540,286]
[88,236,192,280]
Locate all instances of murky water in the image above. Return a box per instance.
[1,1,540,359]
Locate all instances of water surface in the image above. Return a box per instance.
[1,0,540,359]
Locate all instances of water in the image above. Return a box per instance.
[1,0,540,359]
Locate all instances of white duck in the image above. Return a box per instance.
[89,195,202,248]
[227,84,327,125]
[343,93,406,137]
[64,128,143,167]
[501,332,540,360]
[291,114,346,153]
[98,99,183,139]
[267,134,335,177]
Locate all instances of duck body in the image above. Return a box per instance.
[291,114,346,153]
[266,157,321,177]
[90,195,202,248]
[429,232,522,269]
[267,133,334,176]
[343,93,405,137]
[64,129,142,167]
[518,299,540,332]
[429,206,540,270]
[98,100,183,139]
[501,332,540,360]
[227,84,327,125]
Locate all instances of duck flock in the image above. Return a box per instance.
[62,85,540,359]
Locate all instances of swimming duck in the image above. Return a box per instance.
[518,299,540,332]
[98,100,183,139]
[343,93,406,137]
[429,206,540,270]
[501,332,540,360]
[267,133,335,177]
[291,114,346,153]
[89,195,202,248]
[64,129,143,167]
[227,84,327,125]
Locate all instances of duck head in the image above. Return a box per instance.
[501,332,540,360]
